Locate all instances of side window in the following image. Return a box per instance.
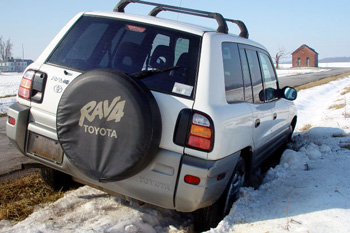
[239,49,253,103]
[258,52,278,101]
[222,43,244,103]
[147,34,172,69]
[175,38,189,64]
[151,34,170,51]
[245,49,264,103]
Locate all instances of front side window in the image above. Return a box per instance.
[258,52,278,101]
[47,15,201,99]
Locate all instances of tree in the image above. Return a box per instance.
[274,47,288,69]
[0,36,13,61]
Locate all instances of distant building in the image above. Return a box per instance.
[292,44,318,68]
[0,58,34,72]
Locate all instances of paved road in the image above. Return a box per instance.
[0,117,32,175]
[279,67,350,88]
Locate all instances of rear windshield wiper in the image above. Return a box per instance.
[132,66,179,79]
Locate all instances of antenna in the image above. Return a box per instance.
[177,0,183,21]
[22,43,24,61]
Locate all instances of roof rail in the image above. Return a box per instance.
[113,0,249,38]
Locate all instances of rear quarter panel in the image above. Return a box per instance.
[189,33,254,160]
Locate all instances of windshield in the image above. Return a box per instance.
[47,15,201,99]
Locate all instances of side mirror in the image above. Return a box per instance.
[282,86,297,100]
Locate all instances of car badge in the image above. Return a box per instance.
[53,85,63,93]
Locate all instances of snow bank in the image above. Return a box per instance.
[207,75,350,233]
[0,186,191,233]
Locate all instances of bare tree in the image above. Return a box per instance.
[0,36,13,61]
[274,47,288,69]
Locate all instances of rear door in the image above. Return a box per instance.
[33,15,201,152]
[239,46,275,163]
[25,15,202,205]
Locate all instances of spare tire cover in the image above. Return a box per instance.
[57,69,162,182]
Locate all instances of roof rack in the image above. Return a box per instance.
[113,0,249,38]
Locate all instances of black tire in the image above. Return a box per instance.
[56,69,162,182]
[194,157,246,232]
[40,167,75,191]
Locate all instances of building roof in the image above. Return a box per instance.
[6,58,33,63]
[291,44,318,55]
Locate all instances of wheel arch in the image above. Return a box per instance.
[291,116,297,131]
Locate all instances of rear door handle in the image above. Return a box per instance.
[273,113,277,120]
[255,119,260,128]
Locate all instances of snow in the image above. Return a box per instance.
[276,67,330,77]
[0,72,21,115]
[320,62,350,68]
[207,75,350,233]
[2,73,350,232]
[278,62,350,69]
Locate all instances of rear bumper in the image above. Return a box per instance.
[6,103,240,212]
[6,103,30,154]
[175,152,240,212]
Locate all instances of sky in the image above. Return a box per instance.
[1,0,350,62]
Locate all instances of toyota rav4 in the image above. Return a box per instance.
[6,0,297,231]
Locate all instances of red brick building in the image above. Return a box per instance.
[292,44,318,67]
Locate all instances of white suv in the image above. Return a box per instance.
[6,0,297,231]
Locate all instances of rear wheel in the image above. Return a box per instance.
[194,157,246,232]
[40,167,77,191]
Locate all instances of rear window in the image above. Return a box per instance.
[47,15,201,99]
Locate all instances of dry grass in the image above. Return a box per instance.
[0,171,64,222]
[329,103,346,110]
[295,72,350,92]
[300,124,312,131]
[0,94,16,99]
[341,86,350,95]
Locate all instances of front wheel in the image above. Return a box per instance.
[194,157,246,232]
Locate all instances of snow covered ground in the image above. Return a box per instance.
[2,73,350,232]
[279,62,350,69]
[209,75,350,233]
[0,72,21,115]
[276,67,330,77]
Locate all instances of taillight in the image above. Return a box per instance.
[18,70,47,102]
[174,109,214,152]
[8,116,16,125]
[187,113,214,151]
[18,70,35,99]
[184,175,201,185]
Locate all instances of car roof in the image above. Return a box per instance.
[85,11,219,36]
[83,11,266,52]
